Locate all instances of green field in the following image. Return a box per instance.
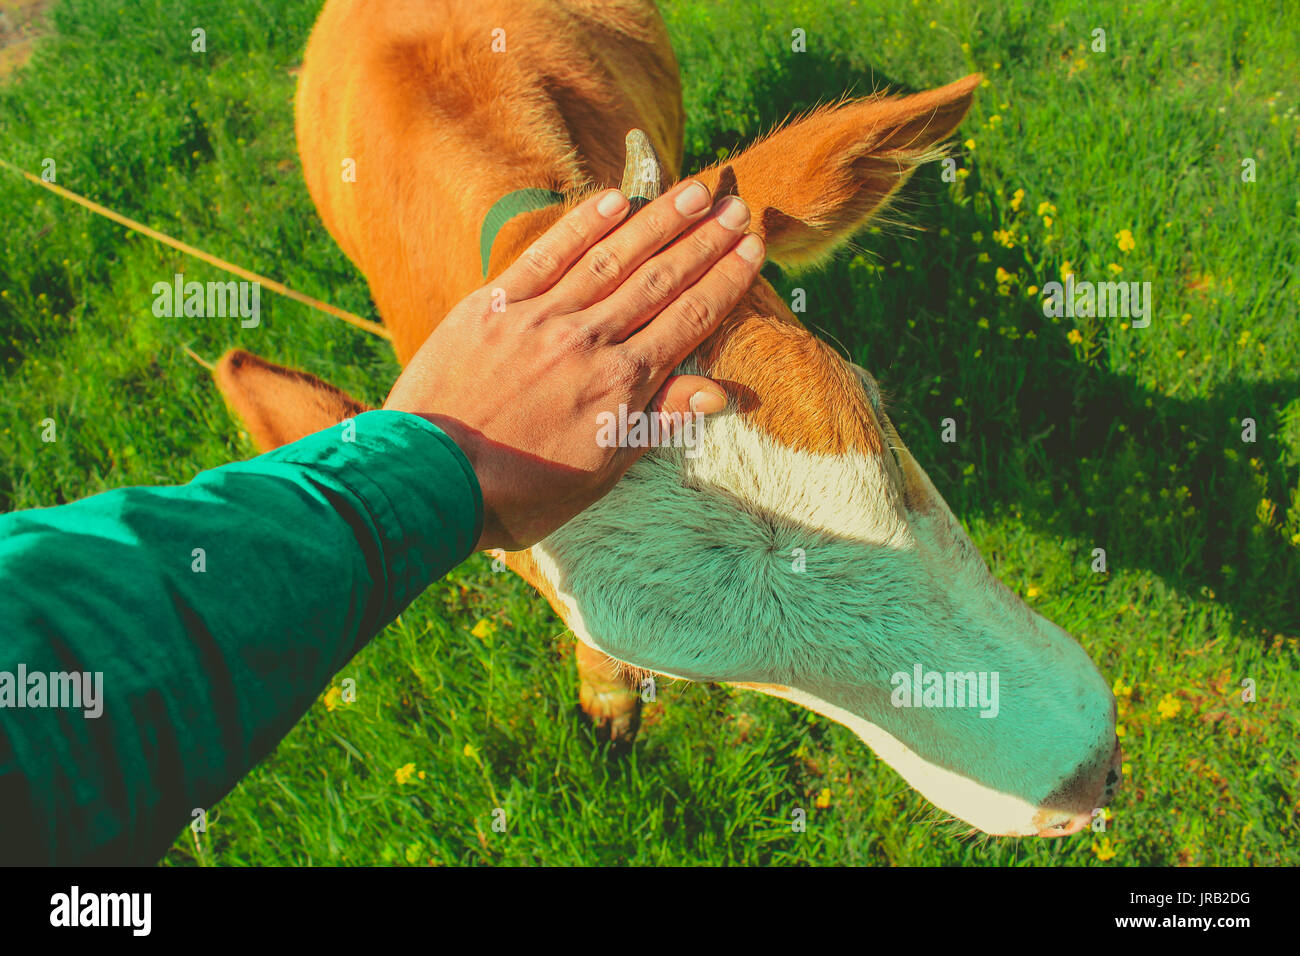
[0,0,1296,865]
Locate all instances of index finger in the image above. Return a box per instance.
[494,188,630,300]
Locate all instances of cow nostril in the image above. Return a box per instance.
[1037,811,1091,838]
[1093,739,1124,808]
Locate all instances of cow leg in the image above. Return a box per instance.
[575,642,641,745]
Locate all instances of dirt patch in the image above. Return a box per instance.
[0,0,54,83]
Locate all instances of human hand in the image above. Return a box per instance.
[384,179,764,551]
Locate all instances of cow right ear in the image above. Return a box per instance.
[691,73,980,270]
[214,349,371,452]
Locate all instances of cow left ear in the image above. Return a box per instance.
[214,349,371,452]
[691,73,980,270]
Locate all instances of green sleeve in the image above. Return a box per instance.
[0,409,482,865]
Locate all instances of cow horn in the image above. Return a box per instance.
[619,128,664,212]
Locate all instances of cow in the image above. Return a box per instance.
[214,0,1121,838]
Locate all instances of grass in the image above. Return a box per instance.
[0,0,1296,865]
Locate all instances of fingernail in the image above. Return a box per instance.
[597,189,628,217]
[674,181,711,216]
[689,388,727,415]
[735,233,765,263]
[714,195,750,230]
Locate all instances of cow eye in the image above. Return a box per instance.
[850,365,904,478]
[878,412,904,474]
[857,373,903,472]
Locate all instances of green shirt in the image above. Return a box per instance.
[0,410,482,865]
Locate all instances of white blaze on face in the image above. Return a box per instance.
[730,683,1047,835]
[528,386,1114,835]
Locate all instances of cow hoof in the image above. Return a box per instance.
[579,683,642,747]
[573,641,641,747]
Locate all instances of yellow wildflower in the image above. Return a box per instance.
[1115,229,1136,252]
[1067,329,1083,345]
[1010,187,1024,210]
[323,686,342,712]
[1026,285,1039,296]
[470,618,496,639]
[815,788,832,808]
[1026,586,1041,598]
[995,266,1015,284]
[1257,498,1275,525]
[1157,693,1182,720]
[964,138,976,151]
[1037,201,1056,216]
[1107,263,1124,275]
[395,762,417,785]
[1092,838,1118,861]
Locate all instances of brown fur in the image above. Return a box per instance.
[294,0,683,365]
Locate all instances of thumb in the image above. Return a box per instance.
[610,374,726,472]
[650,374,728,419]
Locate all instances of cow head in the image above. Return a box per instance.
[215,73,1119,837]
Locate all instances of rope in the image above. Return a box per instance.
[0,157,390,340]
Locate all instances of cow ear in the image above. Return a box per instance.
[692,74,980,270]
[214,349,371,452]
